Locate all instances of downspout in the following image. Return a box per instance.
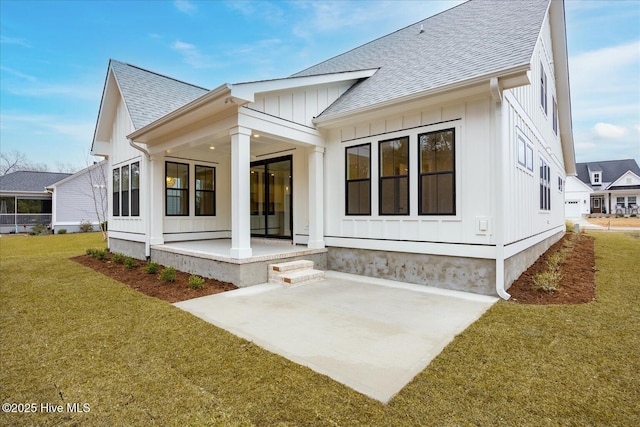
[129,138,152,259]
[491,77,511,300]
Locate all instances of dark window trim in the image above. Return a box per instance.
[552,96,558,135]
[131,162,140,217]
[378,136,410,216]
[165,161,189,216]
[345,143,371,216]
[121,164,130,217]
[418,128,456,216]
[539,157,551,211]
[540,62,547,115]
[195,164,216,216]
[112,168,120,217]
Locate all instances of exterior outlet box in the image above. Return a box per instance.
[476,217,489,234]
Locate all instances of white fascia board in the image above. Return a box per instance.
[607,170,640,189]
[92,68,119,151]
[238,107,325,147]
[549,0,576,176]
[127,83,232,141]
[313,64,530,127]
[229,69,379,103]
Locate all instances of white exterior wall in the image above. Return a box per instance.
[324,97,496,254]
[108,97,145,236]
[52,163,108,231]
[564,176,591,218]
[248,82,353,128]
[502,13,566,244]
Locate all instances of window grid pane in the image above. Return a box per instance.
[379,137,409,215]
[346,144,371,215]
[419,129,455,215]
[195,165,216,216]
[166,162,189,216]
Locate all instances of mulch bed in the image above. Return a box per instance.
[72,232,595,305]
[507,232,596,304]
[71,254,237,303]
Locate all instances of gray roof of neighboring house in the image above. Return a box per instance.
[575,159,640,190]
[109,60,209,130]
[292,0,550,120]
[0,171,72,193]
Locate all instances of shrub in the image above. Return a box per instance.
[189,275,205,289]
[99,221,108,231]
[57,228,67,234]
[565,220,574,232]
[30,223,48,236]
[124,257,137,269]
[112,253,126,264]
[86,248,106,260]
[533,270,561,292]
[158,266,176,283]
[631,214,637,218]
[144,262,160,274]
[79,220,94,232]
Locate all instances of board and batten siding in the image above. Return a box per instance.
[324,97,496,253]
[502,17,567,245]
[247,82,354,128]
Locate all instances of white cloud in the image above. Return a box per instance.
[171,40,218,69]
[0,36,31,48]
[0,66,37,82]
[593,122,627,139]
[174,0,197,14]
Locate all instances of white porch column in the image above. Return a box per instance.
[230,126,253,258]
[307,146,325,249]
[148,153,165,248]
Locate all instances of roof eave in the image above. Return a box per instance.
[313,64,531,127]
[127,83,233,142]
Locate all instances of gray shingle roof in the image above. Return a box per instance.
[110,60,209,130]
[575,159,640,190]
[293,0,550,119]
[0,171,71,193]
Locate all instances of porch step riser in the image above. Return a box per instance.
[268,260,325,287]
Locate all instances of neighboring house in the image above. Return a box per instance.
[0,171,71,233]
[46,161,109,233]
[568,159,640,216]
[0,162,109,233]
[91,0,575,298]
[564,175,592,218]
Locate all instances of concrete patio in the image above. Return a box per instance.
[175,271,497,402]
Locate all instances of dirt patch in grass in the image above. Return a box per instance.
[508,232,595,305]
[71,253,237,303]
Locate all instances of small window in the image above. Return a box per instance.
[617,196,625,206]
[552,96,558,135]
[112,168,120,216]
[517,133,534,172]
[540,157,551,211]
[540,63,547,115]
[593,173,601,184]
[379,137,409,215]
[419,129,455,215]
[195,165,215,216]
[131,162,140,216]
[345,144,371,215]
[166,162,189,216]
[558,176,563,192]
[628,196,637,206]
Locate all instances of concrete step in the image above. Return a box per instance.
[281,269,325,287]
[270,259,314,273]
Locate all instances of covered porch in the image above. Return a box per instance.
[150,238,327,287]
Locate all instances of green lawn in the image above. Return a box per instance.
[1,232,638,426]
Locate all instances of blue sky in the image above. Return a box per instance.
[1,0,638,171]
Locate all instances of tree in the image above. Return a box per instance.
[86,159,109,241]
[0,150,50,175]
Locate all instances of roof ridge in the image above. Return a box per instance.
[109,59,209,91]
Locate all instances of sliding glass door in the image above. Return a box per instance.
[250,156,292,238]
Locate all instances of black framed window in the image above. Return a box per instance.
[195,165,215,216]
[166,162,189,216]
[419,129,455,215]
[379,137,409,215]
[121,165,130,216]
[131,162,140,216]
[552,96,558,135]
[345,144,371,215]
[540,157,551,211]
[540,63,547,115]
[112,168,120,216]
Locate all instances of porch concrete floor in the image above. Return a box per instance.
[157,238,326,263]
[174,271,497,403]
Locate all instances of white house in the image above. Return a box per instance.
[91,0,575,298]
[47,161,109,233]
[0,161,108,233]
[566,159,640,217]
